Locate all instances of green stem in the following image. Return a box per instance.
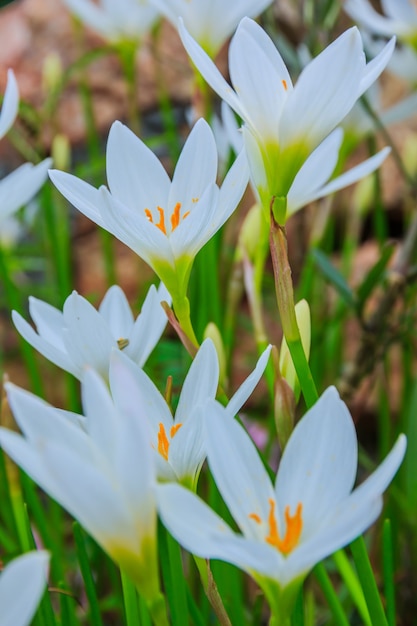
[121,570,141,626]
[350,536,389,626]
[269,215,318,408]
[173,295,199,348]
[117,42,140,135]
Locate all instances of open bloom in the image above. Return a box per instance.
[0,362,161,603]
[0,551,49,626]
[158,388,406,616]
[61,0,159,44]
[345,0,417,41]
[110,339,271,489]
[179,18,394,222]
[150,0,273,57]
[12,283,169,381]
[0,71,51,234]
[49,119,249,315]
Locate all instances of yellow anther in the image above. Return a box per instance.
[117,338,129,350]
[248,512,262,524]
[282,79,288,91]
[170,202,182,231]
[265,498,302,556]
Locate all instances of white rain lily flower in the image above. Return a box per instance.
[12,283,170,381]
[158,388,406,619]
[345,0,417,41]
[0,71,51,234]
[49,119,249,334]
[0,70,19,139]
[0,364,164,608]
[0,551,49,626]
[150,0,273,57]
[179,17,395,222]
[61,0,159,44]
[0,159,52,232]
[110,339,271,490]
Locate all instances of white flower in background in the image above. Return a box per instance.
[0,71,51,237]
[0,70,18,139]
[0,551,49,626]
[12,283,170,381]
[158,388,406,616]
[49,119,249,317]
[179,17,394,222]
[61,0,160,44]
[0,364,162,604]
[344,0,417,41]
[110,339,271,490]
[150,0,273,57]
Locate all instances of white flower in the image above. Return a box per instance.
[150,0,273,57]
[0,551,49,626]
[0,70,18,140]
[157,388,406,608]
[61,0,159,44]
[110,339,271,489]
[0,71,51,235]
[49,119,249,310]
[12,283,170,381]
[345,0,417,40]
[0,363,161,602]
[179,18,394,221]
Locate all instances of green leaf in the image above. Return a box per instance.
[311,249,356,308]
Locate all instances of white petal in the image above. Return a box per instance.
[280,28,365,150]
[63,292,116,379]
[99,285,134,339]
[175,339,219,424]
[168,119,218,216]
[106,121,170,211]
[0,551,49,626]
[81,368,119,456]
[0,70,19,139]
[275,387,358,539]
[125,283,170,367]
[48,170,106,227]
[0,159,51,224]
[157,483,282,577]
[226,344,271,417]
[359,37,396,97]
[178,18,245,118]
[168,407,206,482]
[205,401,275,539]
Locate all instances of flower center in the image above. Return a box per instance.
[117,338,129,350]
[249,498,303,556]
[145,202,190,235]
[157,422,183,461]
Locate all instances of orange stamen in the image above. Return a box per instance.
[170,423,183,438]
[249,513,262,524]
[192,197,199,203]
[145,208,153,223]
[282,79,288,91]
[157,423,170,461]
[265,498,302,555]
[156,207,166,234]
[170,202,182,231]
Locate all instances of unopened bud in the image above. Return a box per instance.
[42,53,63,96]
[203,322,227,387]
[237,203,263,262]
[272,346,295,451]
[51,134,70,171]
[279,299,311,401]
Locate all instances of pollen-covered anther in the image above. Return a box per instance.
[145,203,190,234]
[117,338,129,350]
[282,79,288,91]
[265,498,303,555]
[157,422,183,461]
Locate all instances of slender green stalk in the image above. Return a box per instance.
[121,570,141,626]
[382,519,396,626]
[117,41,140,135]
[193,556,232,626]
[312,563,350,626]
[332,550,371,626]
[158,524,189,626]
[73,523,104,626]
[350,536,389,626]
